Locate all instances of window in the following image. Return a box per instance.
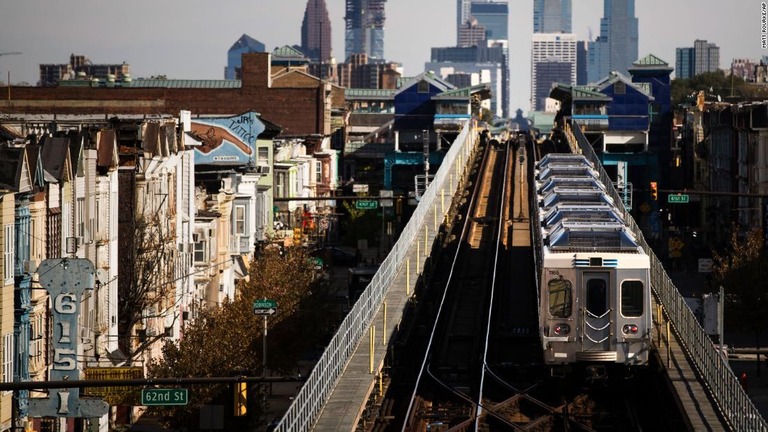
[258,147,269,165]
[76,198,85,238]
[275,171,287,198]
[621,281,644,317]
[417,80,429,93]
[586,278,608,316]
[315,160,323,184]
[548,278,572,318]
[2,333,12,383]
[3,224,13,283]
[193,240,206,263]
[234,205,246,236]
[614,81,626,95]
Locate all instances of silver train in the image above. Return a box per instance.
[534,154,651,366]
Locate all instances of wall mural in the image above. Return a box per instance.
[191,111,265,165]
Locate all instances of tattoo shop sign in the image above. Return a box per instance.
[190,112,266,166]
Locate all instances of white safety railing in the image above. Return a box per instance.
[276,120,477,431]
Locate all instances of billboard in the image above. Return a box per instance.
[191,112,265,166]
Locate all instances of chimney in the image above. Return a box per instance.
[241,52,271,91]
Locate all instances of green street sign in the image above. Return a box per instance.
[253,299,277,309]
[141,388,188,406]
[355,200,378,210]
[668,194,690,204]
[253,299,277,316]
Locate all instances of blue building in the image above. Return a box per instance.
[533,0,572,33]
[587,0,638,83]
[383,72,489,190]
[0,144,33,425]
[226,34,266,80]
[393,72,454,134]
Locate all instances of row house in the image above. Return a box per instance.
[0,51,342,428]
[0,185,17,430]
[186,111,279,306]
[273,136,339,243]
[0,116,196,430]
[678,99,768,246]
[119,121,195,363]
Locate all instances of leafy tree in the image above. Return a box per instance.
[672,71,768,107]
[340,200,380,247]
[146,246,338,429]
[712,225,768,373]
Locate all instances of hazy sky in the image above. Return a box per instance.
[0,0,760,114]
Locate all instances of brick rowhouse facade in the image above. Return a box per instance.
[0,53,345,137]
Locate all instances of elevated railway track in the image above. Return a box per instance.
[275,120,763,432]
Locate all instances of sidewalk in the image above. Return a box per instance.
[728,355,768,419]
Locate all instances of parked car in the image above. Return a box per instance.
[324,246,358,266]
[309,246,358,267]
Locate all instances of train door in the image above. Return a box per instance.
[581,272,611,352]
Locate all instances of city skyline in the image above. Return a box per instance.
[0,0,759,114]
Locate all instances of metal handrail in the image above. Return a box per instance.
[276,121,477,431]
[567,119,767,432]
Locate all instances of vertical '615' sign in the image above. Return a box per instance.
[53,293,78,371]
[39,258,95,414]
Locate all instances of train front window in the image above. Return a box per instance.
[548,278,572,318]
[586,278,608,316]
[621,281,644,317]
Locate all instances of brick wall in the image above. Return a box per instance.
[0,53,344,137]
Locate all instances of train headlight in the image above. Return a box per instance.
[554,324,570,335]
[622,324,639,335]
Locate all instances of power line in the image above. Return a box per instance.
[0,375,304,391]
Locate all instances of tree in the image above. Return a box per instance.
[671,71,768,107]
[147,246,338,429]
[712,225,768,373]
[117,170,179,360]
[340,200,379,248]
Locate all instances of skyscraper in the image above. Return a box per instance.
[675,39,720,79]
[530,0,574,111]
[533,0,572,33]
[345,0,387,62]
[225,34,265,80]
[470,1,508,41]
[531,33,576,111]
[457,0,473,41]
[445,0,509,116]
[301,0,333,64]
[587,0,638,83]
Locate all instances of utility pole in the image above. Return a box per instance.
[1,52,22,99]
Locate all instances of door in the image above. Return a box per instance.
[582,272,611,352]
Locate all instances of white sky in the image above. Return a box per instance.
[0,0,761,114]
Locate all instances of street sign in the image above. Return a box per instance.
[253,299,277,316]
[668,194,690,204]
[355,200,378,210]
[141,388,188,406]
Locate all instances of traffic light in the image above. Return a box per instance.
[234,382,247,417]
[650,181,658,201]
